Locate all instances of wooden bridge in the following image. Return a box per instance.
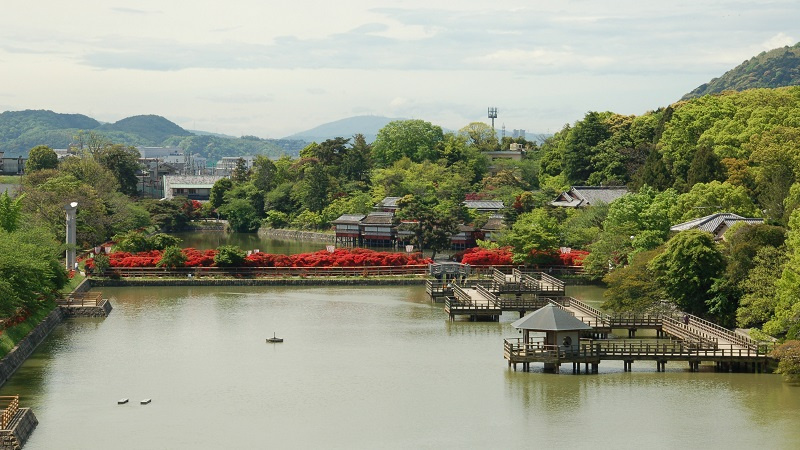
[436,269,772,373]
[502,295,771,373]
[434,269,566,317]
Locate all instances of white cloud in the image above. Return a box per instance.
[0,1,798,138]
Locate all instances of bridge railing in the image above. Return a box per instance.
[104,265,430,278]
[57,292,103,307]
[662,317,719,350]
[679,313,761,351]
[504,338,771,360]
[0,395,19,429]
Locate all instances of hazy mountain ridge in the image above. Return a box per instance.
[0,110,301,161]
[283,115,403,143]
[683,42,800,100]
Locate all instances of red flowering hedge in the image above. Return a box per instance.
[459,247,514,266]
[456,247,589,266]
[86,247,432,269]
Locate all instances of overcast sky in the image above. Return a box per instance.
[1,1,797,139]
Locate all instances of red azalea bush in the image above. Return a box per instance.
[458,247,514,266]
[85,247,433,269]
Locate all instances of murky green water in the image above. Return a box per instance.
[3,285,799,449]
[170,231,326,253]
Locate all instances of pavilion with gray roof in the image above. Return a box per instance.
[511,304,593,372]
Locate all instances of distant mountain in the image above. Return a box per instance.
[283,115,403,143]
[0,109,301,161]
[683,42,800,100]
[98,114,193,143]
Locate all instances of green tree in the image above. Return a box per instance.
[0,227,67,315]
[764,209,800,338]
[293,161,330,213]
[602,250,663,314]
[458,122,499,151]
[96,144,142,196]
[671,181,761,221]
[250,155,277,193]
[231,158,250,183]
[562,111,612,184]
[396,194,461,260]
[769,340,800,381]
[157,246,187,268]
[737,246,786,329]
[340,134,372,183]
[371,120,444,167]
[649,230,724,316]
[0,191,24,232]
[214,245,246,267]
[219,198,261,233]
[209,178,233,209]
[499,209,561,265]
[686,144,726,187]
[25,145,58,172]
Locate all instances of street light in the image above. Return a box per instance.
[65,201,78,270]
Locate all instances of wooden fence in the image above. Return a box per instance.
[0,396,19,429]
[101,265,430,278]
[57,292,103,307]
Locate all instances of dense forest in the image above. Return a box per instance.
[683,42,800,99]
[0,110,304,161]
[7,85,800,347]
[194,86,800,344]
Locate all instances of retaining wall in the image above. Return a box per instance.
[0,409,37,449]
[0,309,65,388]
[258,228,335,243]
[91,278,426,287]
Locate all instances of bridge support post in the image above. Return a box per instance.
[592,363,598,374]
[628,328,637,338]
[623,360,633,372]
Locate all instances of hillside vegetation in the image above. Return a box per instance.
[0,110,303,162]
[683,42,800,99]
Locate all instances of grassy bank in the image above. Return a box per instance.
[0,299,56,358]
[0,175,22,184]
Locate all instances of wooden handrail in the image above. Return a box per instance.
[0,395,19,429]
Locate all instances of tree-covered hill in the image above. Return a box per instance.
[683,42,800,100]
[98,114,193,143]
[0,109,304,161]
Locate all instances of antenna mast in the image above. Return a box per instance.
[488,107,498,131]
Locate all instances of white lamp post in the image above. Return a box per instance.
[65,201,78,270]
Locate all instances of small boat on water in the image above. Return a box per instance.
[266,332,283,343]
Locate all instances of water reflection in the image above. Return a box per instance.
[2,286,800,449]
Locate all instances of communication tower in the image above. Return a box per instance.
[488,107,498,130]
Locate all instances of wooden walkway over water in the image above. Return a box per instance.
[434,269,773,373]
[502,294,771,373]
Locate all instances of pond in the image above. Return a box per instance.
[2,285,799,449]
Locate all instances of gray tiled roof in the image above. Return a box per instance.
[331,214,365,225]
[671,213,763,234]
[361,212,395,225]
[552,186,629,207]
[463,200,505,211]
[376,196,402,209]
[511,304,593,331]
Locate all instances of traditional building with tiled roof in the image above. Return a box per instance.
[551,186,629,208]
[670,213,764,241]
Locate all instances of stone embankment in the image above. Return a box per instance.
[0,309,65,388]
[92,278,426,287]
[0,409,37,449]
[258,228,335,243]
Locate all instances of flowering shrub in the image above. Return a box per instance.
[458,247,514,266]
[85,247,432,269]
